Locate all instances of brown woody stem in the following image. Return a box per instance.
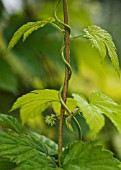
[58,0,70,166]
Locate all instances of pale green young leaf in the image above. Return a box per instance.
[67,98,77,112]
[0,114,23,134]
[52,101,60,115]
[61,141,121,170]
[90,92,121,134]
[52,98,77,115]
[10,89,77,124]
[10,89,59,124]
[73,92,121,136]
[8,17,55,50]
[73,93,105,137]
[83,25,120,75]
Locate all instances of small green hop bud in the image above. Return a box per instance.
[45,114,56,126]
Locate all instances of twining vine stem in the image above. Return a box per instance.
[54,0,82,166]
[58,0,70,165]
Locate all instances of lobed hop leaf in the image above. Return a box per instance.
[73,92,121,137]
[0,156,16,170]
[0,114,24,134]
[73,93,105,137]
[8,17,55,51]
[0,132,58,169]
[10,89,77,124]
[0,114,121,169]
[61,141,121,170]
[0,114,59,169]
[10,89,59,124]
[83,25,120,76]
[90,92,121,134]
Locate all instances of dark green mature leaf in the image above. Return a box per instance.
[10,89,77,124]
[17,168,62,170]
[0,114,23,134]
[8,17,55,50]
[28,132,58,155]
[0,114,59,169]
[0,115,120,169]
[61,141,121,170]
[16,165,62,170]
[0,157,16,170]
[83,25,120,75]
[0,132,58,169]
[73,92,121,137]
[1,131,120,170]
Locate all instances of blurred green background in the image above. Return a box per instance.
[0,0,121,160]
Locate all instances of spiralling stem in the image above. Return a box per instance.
[54,0,82,166]
[58,0,70,166]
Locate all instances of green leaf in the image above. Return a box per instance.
[10,89,59,124]
[0,132,58,169]
[0,116,120,170]
[29,132,58,155]
[61,141,121,170]
[0,157,16,170]
[52,98,77,115]
[90,92,121,134]
[8,17,55,50]
[83,25,120,75]
[73,93,105,137]
[0,114,24,134]
[73,92,121,137]
[16,166,62,170]
[10,89,77,124]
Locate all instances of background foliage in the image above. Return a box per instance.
[0,0,121,160]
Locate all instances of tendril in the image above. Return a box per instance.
[54,0,82,140]
[54,0,71,34]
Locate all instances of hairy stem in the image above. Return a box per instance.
[58,0,70,165]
